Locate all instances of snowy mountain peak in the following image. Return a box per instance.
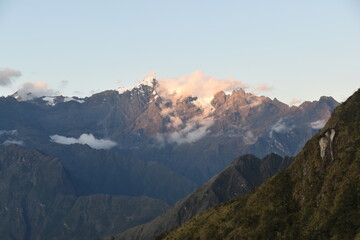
[117,77,157,94]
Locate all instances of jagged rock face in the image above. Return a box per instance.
[319,128,336,173]
[0,80,339,184]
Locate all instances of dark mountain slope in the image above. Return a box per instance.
[108,153,292,240]
[161,89,360,240]
[0,146,168,240]
[43,144,196,204]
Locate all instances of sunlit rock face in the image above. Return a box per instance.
[0,80,338,184]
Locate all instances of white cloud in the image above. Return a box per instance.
[168,125,210,144]
[269,119,293,137]
[289,98,303,106]
[50,133,117,150]
[251,83,272,94]
[271,119,291,133]
[157,70,248,107]
[16,82,59,100]
[2,139,24,146]
[0,68,21,86]
[156,117,214,145]
[152,71,248,145]
[0,129,17,136]
[243,130,257,145]
[310,119,327,129]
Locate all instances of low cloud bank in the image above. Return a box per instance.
[50,133,117,150]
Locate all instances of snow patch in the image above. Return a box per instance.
[42,96,56,106]
[64,97,85,104]
[118,77,155,94]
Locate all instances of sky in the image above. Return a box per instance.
[0,0,359,104]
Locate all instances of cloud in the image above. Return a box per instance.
[0,129,17,136]
[0,68,22,86]
[153,71,247,145]
[58,80,69,89]
[2,140,24,146]
[168,115,183,129]
[270,119,293,137]
[310,119,327,129]
[243,130,257,145]
[50,133,117,150]
[157,70,248,107]
[271,121,288,133]
[145,71,156,79]
[168,125,210,144]
[251,83,272,94]
[289,98,303,106]
[156,117,214,145]
[16,82,59,100]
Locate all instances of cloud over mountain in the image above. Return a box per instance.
[50,133,117,150]
[16,82,58,100]
[157,70,248,106]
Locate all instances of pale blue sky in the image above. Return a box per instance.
[0,0,359,104]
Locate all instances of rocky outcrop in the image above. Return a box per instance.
[319,128,336,172]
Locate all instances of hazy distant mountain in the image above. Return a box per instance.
[0,146,168,240]
[108,153,292,240]
[0,77,338,185]
[160,89,360,239]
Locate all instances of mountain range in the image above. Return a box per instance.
[0,78,341,239]
[159,89,360,239]
[1,78,338,184]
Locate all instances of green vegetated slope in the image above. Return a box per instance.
[107,154,292,240]
[0,146,168,240]
[162,89,360,240]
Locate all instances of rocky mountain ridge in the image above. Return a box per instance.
[160,88,360,239]
[0,78,339,184]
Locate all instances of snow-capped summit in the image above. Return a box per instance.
[117,77,157,94]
